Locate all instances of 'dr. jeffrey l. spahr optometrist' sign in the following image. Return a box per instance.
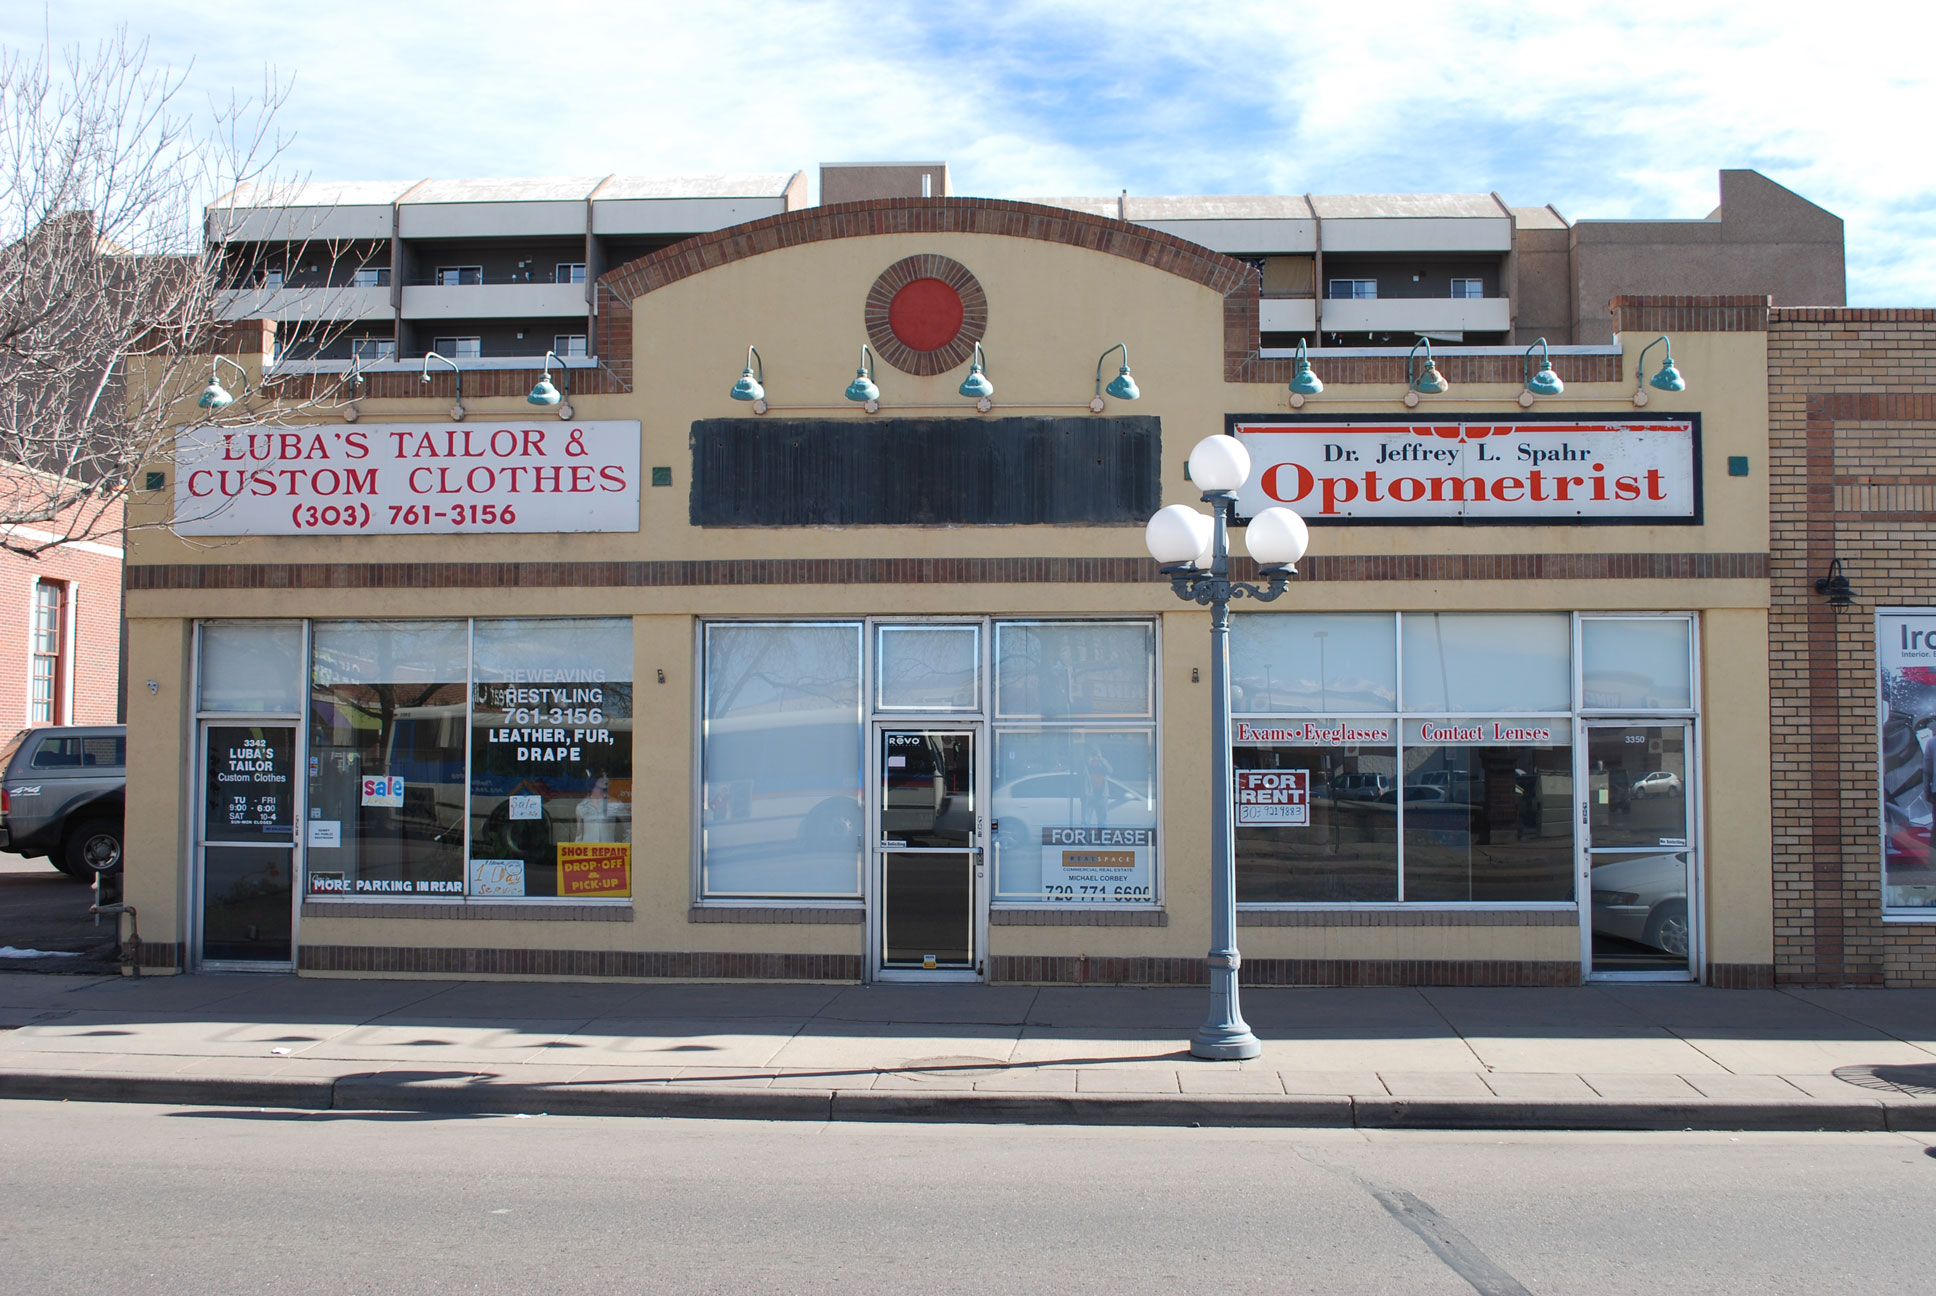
[1230,417,1699,524]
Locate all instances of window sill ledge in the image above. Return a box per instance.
[992,908,1168,927]
[302,900,632,922]
[688,906,864,925]
[1240,908,1575,927]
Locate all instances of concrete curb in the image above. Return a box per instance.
[6,1068,1935,1131]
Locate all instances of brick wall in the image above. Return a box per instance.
[0,477,124,732]
[1768,309,1936,985]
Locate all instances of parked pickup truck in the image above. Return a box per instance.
[0,725,126,880]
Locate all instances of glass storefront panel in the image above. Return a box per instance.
[1402,613,1571,713]
[199,623,304,713]
[1585,724,1690,853]
[1400,721,1574,902]
[877,625,979,711]
[469,619,634,900]
[1234,732,1400,902]
[992,727,1155,903]
[306,621,468,898]
[1230,613,1396,714]
[701,622,863,898]
[1876,612,1936,910]
[995,622,1153,719]
[1582,618,1693,710]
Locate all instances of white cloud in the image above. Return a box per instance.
[6,0,1933,301]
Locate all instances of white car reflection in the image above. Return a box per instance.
[1589,852,1689,956]
[992,772,1150,852]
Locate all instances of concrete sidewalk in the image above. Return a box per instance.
[3,972,1935,1130]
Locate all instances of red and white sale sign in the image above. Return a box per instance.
[1232,419,1698,523]
[173,420,641,536]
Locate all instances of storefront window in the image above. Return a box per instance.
[995,622,1153,719]
[306,621,468,898]
[1877,612,1936,912]
[992,728,1155,903]
[1583,617,1693,710]
[200,623,304,713]
[468,619,634,900]
[1231,613,1395,714]
[877,625,979,711]
[700,622,863,898]
[1233,726,1399,901]
[1402,613,1570,712]
[993,621,1158,905]
[1399,720,1574,901]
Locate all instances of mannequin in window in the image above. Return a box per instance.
[575,771,631,843]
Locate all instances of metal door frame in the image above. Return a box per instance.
[867,719,988,983]
[1578,717,1701,982]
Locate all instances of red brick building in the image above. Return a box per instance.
[0,472,124,733]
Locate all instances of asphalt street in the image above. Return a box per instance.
[0,849,117,974]
[5,1102,1934,1294]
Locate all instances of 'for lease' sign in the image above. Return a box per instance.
[173,420,641,535]
[1231,418,1698,523]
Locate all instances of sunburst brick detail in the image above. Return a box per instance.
[863,254,987,375]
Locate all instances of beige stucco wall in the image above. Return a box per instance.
[125,223,1773,979]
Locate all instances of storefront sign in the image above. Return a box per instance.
[173,421,641,536]
[360,774,404,807]
[1230,418,1699,523]
[1878,611,1936,910]
[1235,720,1394,746]
[1040,826,1154,901]
[204,726,294,842]
[1403,718,1572,745]
[558,843,631,897]
[1235,769,1310,825]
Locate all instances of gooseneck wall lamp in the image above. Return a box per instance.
[958,342,994,407]
[1091,343,1140,411]
[1633,335,1687,406]
[1288,339,1323,407]
[1144,433,1311,1060]
[198,354,248,411]
[1520,337,1564,404]
[526,350,574,419]
[1404,338,1449,406]
[422,350,465,419]
[729,346,766,410]
[1816,559,1855,608]
[845,344,880,410]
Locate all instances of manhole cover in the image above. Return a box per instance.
[892,1055,1011,1081]
[1831,1064,1936,1097]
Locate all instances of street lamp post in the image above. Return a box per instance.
[1145,434,1310,1060]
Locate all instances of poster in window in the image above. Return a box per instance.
[205,726,295,843]
[1878,612,1936,909]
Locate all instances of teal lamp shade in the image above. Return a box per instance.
[1290,357,1323,396]
[730,368,764,401]
[1527,359,1563,397]
[527,375,562,406]
[198,379,233,410]
[958,365,993,400]
[1105,365,1139,400]
[845,370,879,403]
[1650,356,1687,392]
[1413,360,1449,395]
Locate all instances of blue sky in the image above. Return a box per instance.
[10,0,1933,303]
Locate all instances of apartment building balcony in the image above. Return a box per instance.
[400,280,590,320]
[217,284,393,322]
[1319,295,1512,336]
[1259,296,1318,333]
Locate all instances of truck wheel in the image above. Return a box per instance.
[62,818,123,877]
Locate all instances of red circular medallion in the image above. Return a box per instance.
[887,278,965,352]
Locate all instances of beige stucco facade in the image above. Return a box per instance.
[122,199,1774,986]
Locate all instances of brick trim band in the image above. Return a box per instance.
[688,906,864,924]
[297,945,863,980]
[1708,962,1776,989]
[302,901,632,922]
[1611,295,1772,333]
[1239,909,1576,927]
[991,908,1168,927]
[128,551,1768,592]
[989,956,1582,986]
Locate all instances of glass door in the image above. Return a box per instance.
[875,727,982,977]
[197,722,298,967]
[1584,723,1695,978]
